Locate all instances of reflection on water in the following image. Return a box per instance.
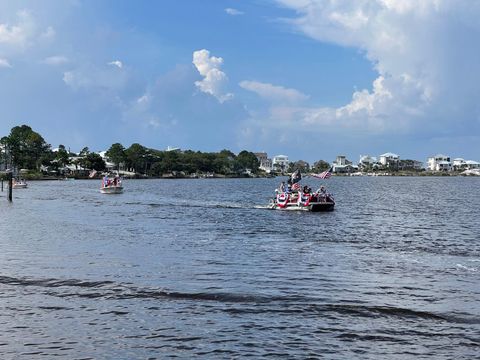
[0,177,479,358]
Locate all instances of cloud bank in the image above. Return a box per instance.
[269,0,480,136]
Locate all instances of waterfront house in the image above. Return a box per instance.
[332,155,354,173]
[465,160,480,169]
[379,152,400,168]
[358,155,378,171]
[272,155,289,173]
[427,154,451,171]
[453,158,466,171]
[452,158,479,171]
[254,152,273,173]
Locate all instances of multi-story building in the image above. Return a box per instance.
[332,155,354,173]
[427,154,451,171]
[358,155,378,171]
[379,152,400,167]
[254,152,273,173]
[272,155,289,173]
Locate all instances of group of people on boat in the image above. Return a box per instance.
[272,169,334,208]
[102,175,121,188]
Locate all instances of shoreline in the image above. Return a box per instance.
[3,172,478,181]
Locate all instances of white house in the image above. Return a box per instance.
[453,158,466,171]
[452,158,480,171]
[427,154,451,171]
[98,150,116,171]
[465,160,480,169]
[272,155,289,172]
[379,152,400,166]
[332,155,354,173]
[359,155,377,165]
[254,152,273,172]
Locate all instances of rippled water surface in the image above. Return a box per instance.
[0,177,479,359]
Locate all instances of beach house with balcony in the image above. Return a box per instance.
[427,154,451,171]
[272,155,289,174]
[379,152,400,168]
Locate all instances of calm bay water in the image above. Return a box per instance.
[0,177,479,359]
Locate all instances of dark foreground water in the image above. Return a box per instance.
[0,177,479,359]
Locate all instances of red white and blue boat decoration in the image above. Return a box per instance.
[269,170,335,212]
[270,189,335,212]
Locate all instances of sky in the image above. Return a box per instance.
[0,0,479,163]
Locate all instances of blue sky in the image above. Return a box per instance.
[1,0,479,163]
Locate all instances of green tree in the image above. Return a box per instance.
[235,150,260,173]
[3,125,51,171]
[311,160,330,173]
[55,144,70,168]
[288,160,310,173]
[106,143,126,170]
[84,152,106,171]
[125,143,148,173]
[79,147,90,156]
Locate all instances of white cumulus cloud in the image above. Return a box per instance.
[240,80,309,104]
[192,49,233,103]
[270,0,480,135]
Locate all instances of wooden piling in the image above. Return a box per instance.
[8,172,12,202]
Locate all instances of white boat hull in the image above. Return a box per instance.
[100,186,123,194]
[269,201,335,212]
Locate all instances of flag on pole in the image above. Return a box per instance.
[313,167,333,179]
[291,169,302,184]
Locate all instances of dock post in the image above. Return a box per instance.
[8,172,12,202]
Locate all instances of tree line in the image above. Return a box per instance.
[1,125,331,177]
[0,125,282,177]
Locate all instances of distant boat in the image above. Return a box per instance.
[100,175,123,194]
[12,178,28,189]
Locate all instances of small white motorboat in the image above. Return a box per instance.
[100,175,123,194]
[12,179,28,189]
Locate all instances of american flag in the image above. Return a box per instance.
[313,167,332,179]
[292,182,301,191]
